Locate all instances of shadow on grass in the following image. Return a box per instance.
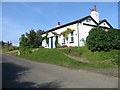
[2,61,62,88]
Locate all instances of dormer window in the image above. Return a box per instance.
[104,22,105,25]
[86,18,91,23]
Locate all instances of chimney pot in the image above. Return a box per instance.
[94,5,96,11]
[58,22,60,25]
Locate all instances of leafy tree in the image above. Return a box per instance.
[106,28,120,49]
[19,34,28,48]
[36,29,44,47]
[86,27,120,52]
[26,29,38,48]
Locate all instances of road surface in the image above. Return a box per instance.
[2,53,118,88]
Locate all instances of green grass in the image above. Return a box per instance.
[59,46,119,66]
[18,48,118,69]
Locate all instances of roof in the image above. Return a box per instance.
[98,19,113,28]
[43,15,112,34]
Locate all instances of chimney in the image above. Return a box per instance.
[58,22,60,25]
[90,5,99,23]
[56,22,60,27]
[94,5,96,11]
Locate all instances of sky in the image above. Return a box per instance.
[1,2,118,46]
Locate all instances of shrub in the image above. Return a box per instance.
[39,46,44,48]
[20,47,33,54]
[86,27,120,52]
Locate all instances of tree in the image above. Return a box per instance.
[36,29,44,47]
[86,27,120,52]
[19,34,28,48]
[26,29,38,48]
[106,28,120,49]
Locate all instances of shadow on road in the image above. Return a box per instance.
[2,61,62,88]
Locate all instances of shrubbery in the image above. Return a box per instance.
[19,29,44,54]
[86,27,120,52]
[20,47,33,54]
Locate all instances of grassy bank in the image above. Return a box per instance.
[59,46,119,66]
[18,48,118,69]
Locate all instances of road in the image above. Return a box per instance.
[2,53,118,88]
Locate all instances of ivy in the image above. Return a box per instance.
[42,32,49,45]
[59,28,75,43]
[55,36,60,48]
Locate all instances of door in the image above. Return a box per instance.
[51,37,53,48]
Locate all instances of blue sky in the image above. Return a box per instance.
[2,2,118,46]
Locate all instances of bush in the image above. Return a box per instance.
[39,46,44,48]
[86,27,120,52]
[20,47,33,54]
[57,45,68,48]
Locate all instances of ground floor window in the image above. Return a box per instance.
[70,32,74,42]
[63,35,65,44]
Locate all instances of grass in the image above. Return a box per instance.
[18,47,118,69]
[59,46,119,66]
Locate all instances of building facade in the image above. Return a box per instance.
[42,5,113,48]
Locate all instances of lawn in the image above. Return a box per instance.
[18,47,118,69]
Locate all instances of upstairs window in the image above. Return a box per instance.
[86,18,91,23]
[103,22,106,25]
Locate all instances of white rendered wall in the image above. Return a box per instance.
[99,22,111,28]
[78,22,94,46]
[42,23,79,48]
[90,11,99,23]
[42,18,110,48]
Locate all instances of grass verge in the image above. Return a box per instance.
[18,48,118,69]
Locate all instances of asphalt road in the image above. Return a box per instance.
[2,53,118,88]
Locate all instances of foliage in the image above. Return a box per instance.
[86,27,120,52]
[39,46,44,48]
[25,30,38,48]
[36,30,44,46]
[55,36,60,48]
[106,28,120,49]
[20,47,33,54]
[19,29,44,54]
[19,34,28,48]
[59,28,75,43]
[42,32,49,45]
[0,41,19,52]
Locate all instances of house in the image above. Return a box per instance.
[42,5,113,48]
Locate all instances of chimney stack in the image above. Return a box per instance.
[58,22,60,25]
[56,22,60,27]
[92,5,97,11]
[94,5,96,11]
[90,5,99,23]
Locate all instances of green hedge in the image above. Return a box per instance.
[86,27,120,52]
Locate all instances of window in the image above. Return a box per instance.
[70,32,74,42]
[104,23,106,25]
[86,18,91,22]
[63,35,65,44]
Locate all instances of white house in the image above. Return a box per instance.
[42,5,113,48]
